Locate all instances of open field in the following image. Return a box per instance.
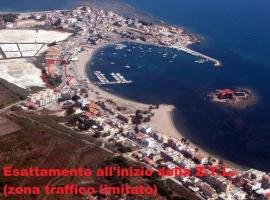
[15,19,45,28]
[0,29,72,43]
[0,78,27,107]
[0,58,45,89]
[0,116,21,136]
[0,112,200,200]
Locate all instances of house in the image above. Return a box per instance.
[140,125,152,134]
[67,18,77,26]
[30,89,61,107]
[216,89,234,100]
[6,22,14,28]
[193,153,208,164]
[199,183,218,199]
[77,98,89,107]
[116,113,131,124]
[22,101,39,109]
[230,188,247,200]
[73,108,83,114]
[143,157,154,166]
[262,175,270,189]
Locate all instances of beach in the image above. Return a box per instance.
[74,45,211,158]
[74,46,149,112]
[74,42,251,170]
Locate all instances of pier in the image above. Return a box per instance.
[172,46,221,67]
[94,71,132,85]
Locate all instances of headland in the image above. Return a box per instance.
[0,5,268,200]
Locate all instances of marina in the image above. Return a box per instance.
[94,70,132,85]
[172,46,221,66]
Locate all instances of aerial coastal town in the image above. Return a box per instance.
[0,5,269,200]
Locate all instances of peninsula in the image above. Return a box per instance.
[0,6,269,200]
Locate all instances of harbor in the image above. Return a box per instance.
[172,46,222,66]
[94,70,133,85]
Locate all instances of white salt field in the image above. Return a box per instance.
[4,52,21,58]
[21,51,37,57]
[0,29,71,43]
[0,44,19,52]
[0,59,45,89]
[0,29,72,88]
[18,43,43,51]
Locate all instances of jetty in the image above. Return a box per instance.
[94,71,132,85]
[172,46,221,67]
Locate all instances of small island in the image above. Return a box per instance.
[209,88,256,108]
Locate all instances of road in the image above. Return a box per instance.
[0,101,23,114]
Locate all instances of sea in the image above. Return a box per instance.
[1,0,270,171]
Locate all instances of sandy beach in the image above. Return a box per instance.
[71,42,250,171]
[72,43,248,170]
[73,45,212,159]
[74,45,150,111]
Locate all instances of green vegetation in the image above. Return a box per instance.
[0,78,27,107]
[48,75,63,87]
[1,13,18,23]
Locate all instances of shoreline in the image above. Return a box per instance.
[74,44,150,111]
[74,43,214,162]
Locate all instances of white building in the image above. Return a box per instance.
[231,188,247,200]
[6,22,14,29]
[77,98,89,107]
[30,89,61,107]
[67,18,78,26]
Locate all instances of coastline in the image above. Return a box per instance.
[74,44,211,159]
[74,44,150,111]
[73,43,246,171]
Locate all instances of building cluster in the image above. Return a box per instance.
[17,78,270,200]
[19,79,270,200]
[28,88,61,107]
[128,126,270,200]
[7,6,268,200]
[216,89,247,101]
[11,6,194,50]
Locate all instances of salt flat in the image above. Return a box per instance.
[0,44,19,52]
[0,59,45,89]
[0,29,71,43]
[0,29,71,88]
[18,43,43,51]
[21,51,37,57]
[4,51,21,58]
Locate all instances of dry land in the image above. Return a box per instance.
[0,29,72,89]
[0,29,71,43]
[0,111,200,200]
[0,116,21,136]
[0,58,45,89]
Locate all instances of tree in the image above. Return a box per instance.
[66,107,75,115]
[19,95,27,100]
[94,132,101,138]
[134,125,139,133]
[2,13,18,23]
[72,95,80,101]
[53,18,61,27]
[68,115,79,126]
[135,109,141,116]
[10,105,22,111]
[132,117,141,125]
